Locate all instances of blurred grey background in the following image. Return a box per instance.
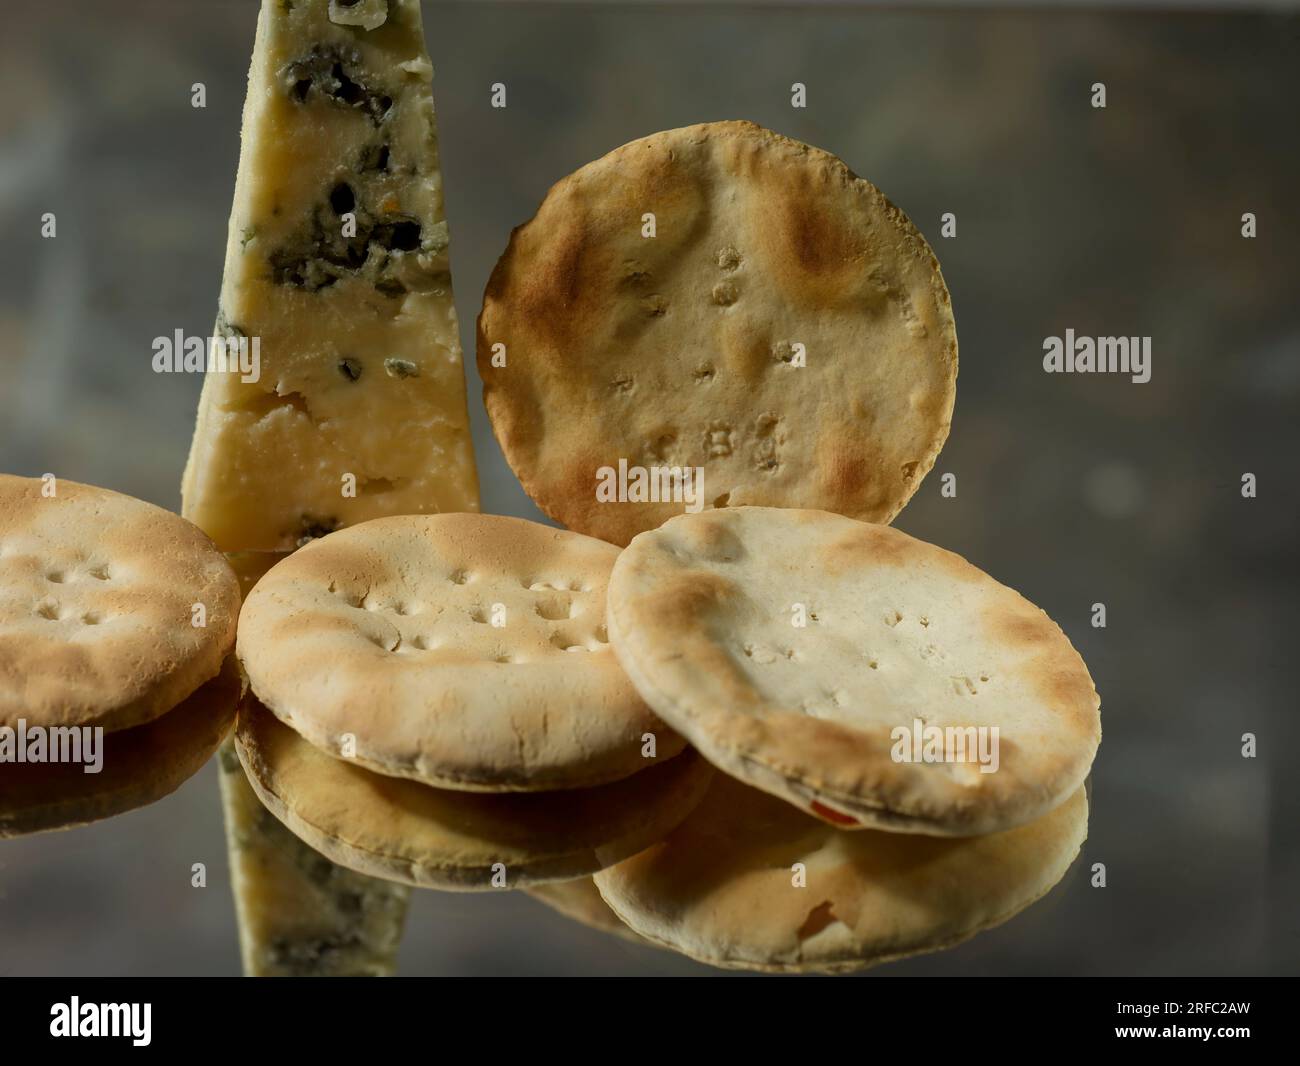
[0,0,1297,975]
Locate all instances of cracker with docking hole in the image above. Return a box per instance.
[237,512,684,791]
[478,120,957,546]
[594,773,1089,973]
[235,696,714,889]
[607,506,1100,836]
[0,658,239,838]
[0,474,240,733]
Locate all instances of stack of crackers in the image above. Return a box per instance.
[225,120,1099,972]
[233,514,713,889]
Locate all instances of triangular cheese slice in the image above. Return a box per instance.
[182,0,479,551]
[184,0,481,976]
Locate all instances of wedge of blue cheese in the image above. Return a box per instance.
[185,0,481,976]
[182,0,479,551]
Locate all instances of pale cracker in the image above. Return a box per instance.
[0,475,240,732]
[607,507,1100,835]
[237,513,684,791]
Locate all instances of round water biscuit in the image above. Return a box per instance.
[478,120,957,545]
[0,474,240,732]
[237,513,684,791]
[608,507,1100,836]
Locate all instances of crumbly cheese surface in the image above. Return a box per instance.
[182,0,479,551]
